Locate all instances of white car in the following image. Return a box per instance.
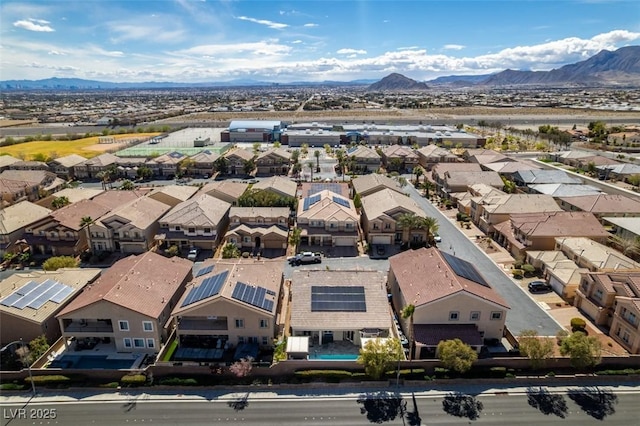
[434,234,442,243]
[187,248,199,260]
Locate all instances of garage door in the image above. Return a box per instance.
[548,276,563,295]
[334,236,356,246]
[371,235,393,245]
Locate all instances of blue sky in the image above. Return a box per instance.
[1,0,639,83]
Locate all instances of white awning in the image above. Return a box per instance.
[286,336,310,354]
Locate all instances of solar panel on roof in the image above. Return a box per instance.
[50,285,75,304]
[231,281,275,312]
[0,292,23,307]
[311,286,366,312]
[16,280,40,296]
[28,282,69,310]
[12,280,58,310]
[181,270,229,307]
[332,196,350,208]
[441,252,489,287]
[195,265,214,278]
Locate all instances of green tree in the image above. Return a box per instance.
[43,256,79,271]
[252,142,261,155]
[301,143,309,157]
[79,216,94,252]
[352,193,362,209]
[119,179,135,190]
[243,159,255,176]
[501,176,517,193]
[273,141,281,148]
[413,167,423,185]
[437,338,478,374]
[306,161,314,181]
[222,243,241,259]
[357,338,402,380]
[421,180,435,198]
[136,166,153,181]
[290,149,300,164]
[518,329,555,370]
[314,150,321,171]
[178,157,195,177]
[29,335,50,362]
[288,227,302,250]
[628,174,640,190]
[51,196,70,209]
[559,331,602,369]
[165,245,180,257]
[397,177,408,188]
[214,157,229,175]
[586,161,597,177]
[401,304,415,361]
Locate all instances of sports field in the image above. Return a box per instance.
[0,133,160,160]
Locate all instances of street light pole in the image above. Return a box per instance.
[1,339,36,396]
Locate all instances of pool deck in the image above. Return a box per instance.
[309,340,360,360]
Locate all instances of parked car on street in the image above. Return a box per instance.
[288,252,322,265]
[187,248,199,261]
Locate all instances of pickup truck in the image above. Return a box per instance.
[288,252,322,266]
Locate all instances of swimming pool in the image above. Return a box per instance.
[309,353,359,360]
[49,355,137,370]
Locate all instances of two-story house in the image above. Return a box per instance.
[431,163,482,198]
[251,175,298,199]
[574,271,640,354]
[255,148,291,176]
[351,173,405,199]
[48,154,87,180]
[169,259,283,356]
[88,196,171,254]
[189,150,219,177]
[296,190,359,247]
[416,145,460,171]
[388,247,509,358]
[74,153,119,180]
[223,148,255,176]
[345,145,381,173]
[147,151,185,179]
[225,207,290,252]
[56,251,193,354]
[0,170,65,206]
[360,188,427,246]
[0,201,51,257]
[158,194,231,251]
[199,180,249,206]
[381,145,419,173]
[471,194,563,233]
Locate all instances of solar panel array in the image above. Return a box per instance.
[311,286,366,312]
[332,196,350,208]
[0,279,74,310]
[181,270,229,307]
[195,264,214,278]
[441,252,489,287]
[231,281,275,312]
[302,194,322,211]
[307,183,344,196]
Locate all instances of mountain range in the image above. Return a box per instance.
[1,46,638,91]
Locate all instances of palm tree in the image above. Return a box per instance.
[420,216,439,246]
[178,158,195,177]
[306,161,314,181]
[414,167,423,185]
[79,216,94,253]
[396,213,420,245]
[421,180,435,198]
[314,150,321,172]
[288,227,302,251]
[51,196,70,209]
[401,304,415,361]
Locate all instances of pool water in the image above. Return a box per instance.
[309,353,359,360]
[49,355,136,370]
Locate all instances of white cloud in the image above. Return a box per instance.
[292,40,303,44]
[173,40,292,57]
[47,50,65,56]
[237,16,288,29]
[303,23,318,27]
[13,18,54,32]
[108,21,186,44]
[337,48,367,55]
[443,44,465,51]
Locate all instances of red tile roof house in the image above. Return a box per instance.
[388,247,509,359]
[56,251,193,355]
[492,211,611,259]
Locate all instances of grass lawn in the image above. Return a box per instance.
[0,133,160,160]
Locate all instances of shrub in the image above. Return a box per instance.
[158,377,198,386]
[294,370,353,382]
[596,368,640,376]
[522,264,535,275]
[99,382,120,388]
[384,368,425,380]
[1,383,25,390]
[26,375,71,384]
[570,317,587,332]
[546,371,555,377]
[120,374,147,386]
[511,269,523,278]
[489,367,507,378]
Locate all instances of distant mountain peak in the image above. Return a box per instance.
[367,73,428,91]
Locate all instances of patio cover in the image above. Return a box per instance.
[413,324,483,347]
[286,336,310,356]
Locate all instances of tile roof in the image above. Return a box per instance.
[57,251,193,319]
[252,176,297,198]
[361,188,426,220]
[102,196,171,229]
[556,237,640,270]
[0,169,56,185]
[290,270,391,331]
[602,217,640,235]
[351,173,404,196]
[50,154,88,168]
[200,180,249,200]
[90,189,152,209]
[172,258,283,315]
[0,201,52,234]
[161,194,231,227]
[509,211,610,239]
[256,147,291,161]
[389,247,509,308]
[297,189,358,222]
[0,155,20,168]
[51,199,113,230]
[346,145,380,159]
[559,194,640,214]
[483,160,542,174]
[80,153,119,167]
[481,194,564,215]
[417,145,458,159]
[229,206,290,219]
[383,145,419,159]
[0,268,102,324]
[513,169,581,185]
[529,183,602,197]
[149,184,199,204]
[444,171,504,188]
[432,163,482,179]
[224,147,254,161]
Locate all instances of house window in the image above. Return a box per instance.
[346,223,354,229]
[134,232,140,238]
[188,227,195,233]
[238,336,245,344]
[175,226,181,231]
[123,231,129,238]
[449,311,459,321]
[491,311,503,320]
[118,320,129,331]
[204,227,211,233]
[262,336,269,346]
[243,236,251,243]
[259,319,269,328]
[628,312,637,325]
[123,338,132,348]
[385,223,391,229]
[235,319,244,328]
[248,337,258,344]
[594,289,603,300]
[133,338,145,348]
[373,223,380,230]
[146,338,155,349]
[470,311,480,321]
[142,321,153,332]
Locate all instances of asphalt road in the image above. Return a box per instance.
[1,386,637,425]
[402,183,562,337]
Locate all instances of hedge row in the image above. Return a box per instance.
[120,374,146,385]
[158,377,199,386]
[596,368,640,376]
[25,375,71,384]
